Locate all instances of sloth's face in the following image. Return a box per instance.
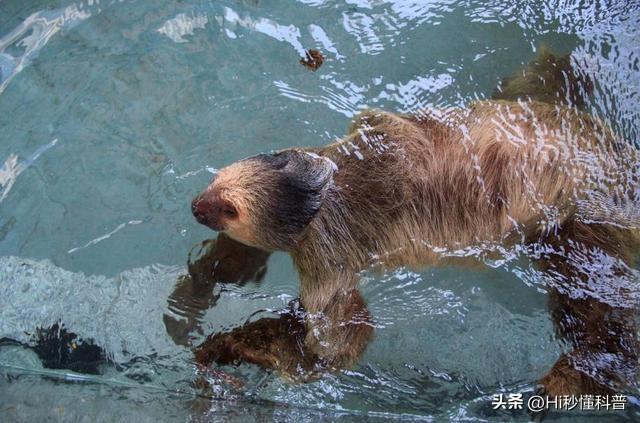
[191,149,334,251]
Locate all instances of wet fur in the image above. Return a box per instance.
[194,51,640,396]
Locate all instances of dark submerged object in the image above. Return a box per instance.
[32,324,105,375]
[0,323,106,375]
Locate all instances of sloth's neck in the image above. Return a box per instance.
[293,184,369,275]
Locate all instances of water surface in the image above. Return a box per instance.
[1,0,639,420]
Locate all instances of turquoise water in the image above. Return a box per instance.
[0,0,639,421]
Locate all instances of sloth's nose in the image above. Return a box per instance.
[191,195,210,225]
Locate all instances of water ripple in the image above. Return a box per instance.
[0,138,58,203]
[0,4,90,95]
[157,13,208,44]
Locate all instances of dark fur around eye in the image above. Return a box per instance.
[272,173,324,231]
[251,150,334,249]
[251,151,291,170]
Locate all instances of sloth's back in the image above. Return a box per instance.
[316,101,638,264]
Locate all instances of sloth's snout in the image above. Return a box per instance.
[191,194,224,231]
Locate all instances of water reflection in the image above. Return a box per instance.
[163,233,270,346]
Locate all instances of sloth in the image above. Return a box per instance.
[189,51,640,398]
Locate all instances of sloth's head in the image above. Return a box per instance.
[191,150,334,251]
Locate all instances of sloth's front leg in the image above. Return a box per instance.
[193,305,319,381]
[301,283,374,372]
[194,288,373,381]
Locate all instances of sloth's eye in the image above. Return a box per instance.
[222,206,238,218]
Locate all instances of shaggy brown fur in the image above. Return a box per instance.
[191,57,639,397]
